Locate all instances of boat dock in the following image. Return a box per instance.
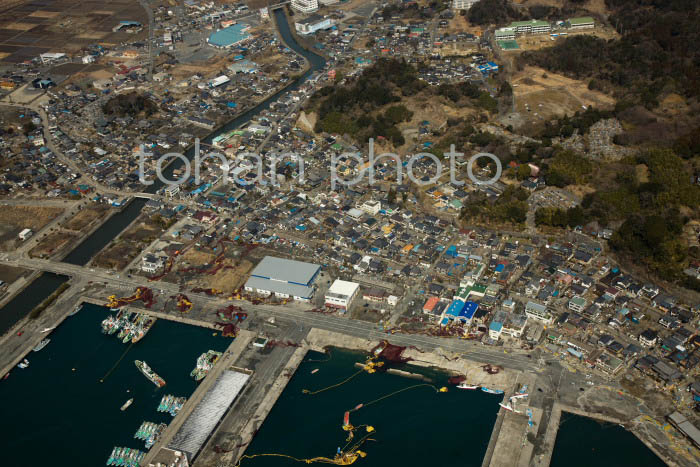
[79,296,220,330]
[142,330,254,466]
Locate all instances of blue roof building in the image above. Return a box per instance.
[208,24,251,48]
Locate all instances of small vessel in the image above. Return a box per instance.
[190,350,222,381]
[499,402,520,413]
[510,393,528,400]
[481,387,504,395]
[33,338,50,352]
[457,383,479,390]
[3,372,10,380]
[17,358,29,369]
[40,327,55,333]
[354,403,363,410]
[311,369,319,374]
[120,398,133,411]
[135,360,166,388]
[69,304,82,316]
[132,316,156,343]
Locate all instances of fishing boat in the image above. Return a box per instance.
[457,383,479,389]
[189,350,222,381]
[120,398,133,411]
[17,358,29,369]
[132,317,156,343]
[499,402,520,413]
[101,316,115,334]
[33,338,50,352]
[135,360,166,388]
[481,387,504,395]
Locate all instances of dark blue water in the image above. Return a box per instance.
[0,303,231,467]
[551,412,666,467]
[242,349,501,467]
[0,272,68,335]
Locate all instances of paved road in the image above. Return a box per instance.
[0,254,541,372]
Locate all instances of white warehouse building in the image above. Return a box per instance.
[325,280,360,311]
[245,256,320,302]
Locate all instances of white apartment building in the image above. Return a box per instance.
[452,0,477,9]
[325,280,360,311]
[291,0,318,14]
[360,200,381,215]
[525,301,553,325]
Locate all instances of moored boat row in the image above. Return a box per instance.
[101,309,156,344]
[106,447,145,466]
[157,394,186,416]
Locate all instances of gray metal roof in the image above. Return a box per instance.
[245,276,314,299]
[168,370,250,460]
[250,256,320,286]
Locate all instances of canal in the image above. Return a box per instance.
[0,8,325,336]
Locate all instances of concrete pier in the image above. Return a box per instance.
[80,296,220,330]
[228,345,308,464]
[142,330,254,466]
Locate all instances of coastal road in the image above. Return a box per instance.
[0,255,541,372]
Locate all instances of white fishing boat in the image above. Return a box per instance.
[33,338,50,352]
[120,398,134,411]
[457,383,479,389]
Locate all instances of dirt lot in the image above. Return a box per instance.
[28,231,77,258]
[93,214,167,270]
[62,205,109,232]
[92,240,136,270]
[187,258,253,294]
[511,65,615,122]
[0,205,63,251]
[350,306,384,323]
[0,264,28,283]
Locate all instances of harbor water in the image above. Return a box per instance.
[241,348,502,467]
[0,303,231,467]
[550,412,666,467]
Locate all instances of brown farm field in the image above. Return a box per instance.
[0,0,147,62]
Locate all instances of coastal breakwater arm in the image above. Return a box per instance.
[227,345,308,465]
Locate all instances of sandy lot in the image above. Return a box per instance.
[512,65,615,120]
[187,258,253,294]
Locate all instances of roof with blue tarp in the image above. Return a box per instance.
[460,301,479,319]
[446,299,466,317]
